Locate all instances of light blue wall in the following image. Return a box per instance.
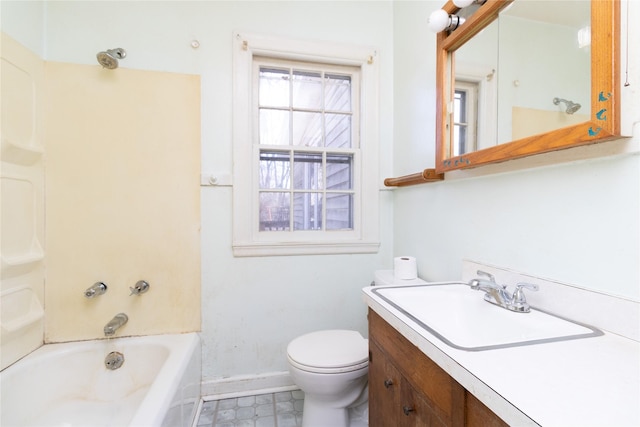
[4,0,637,386]
[4,1,395,381]
[0,1,45,56]
[392,1,640,300]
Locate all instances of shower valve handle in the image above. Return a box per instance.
[129,280,150,296]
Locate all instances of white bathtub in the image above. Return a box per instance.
[0,333,201,427]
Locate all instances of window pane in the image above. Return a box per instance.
[293,152,323,190]
[453,125,467,156]
[325,193,353,230]
[325,113,351,148]
[260,109,290,145]
[325,74,351,111]
[259,192,290,231]
[326,154,352,190]
[454,90,466,123]
[292,111,322,147]
[293,192,322,231]
[292,70,322,110]
[259,68,290,108]
[259,150,290,189]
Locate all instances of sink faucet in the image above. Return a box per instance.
[104,313,128,337]
[469,271,538,313]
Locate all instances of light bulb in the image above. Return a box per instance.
[578,26,591,49]
[452,0,475,7]
[428,9,465,33]
[428,9,450,33]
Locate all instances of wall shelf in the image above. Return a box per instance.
[384,168,444,187]
[1,138,43,166]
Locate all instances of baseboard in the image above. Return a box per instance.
[201,371,297,401]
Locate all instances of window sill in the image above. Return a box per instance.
[232,241,380,257]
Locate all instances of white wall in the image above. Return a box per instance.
[35,1,395,381]
[392,0,640,301]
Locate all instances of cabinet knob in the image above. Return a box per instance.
[403,406,415,416]
[384,379,394,388]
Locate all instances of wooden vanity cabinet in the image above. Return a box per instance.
[368,309,508,427]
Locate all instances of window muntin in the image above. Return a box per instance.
[256,58,357,234]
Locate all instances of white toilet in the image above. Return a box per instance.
[287,329,369,427]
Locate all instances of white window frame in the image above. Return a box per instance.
[232,32,379,257]
[455,63,498,152]
[453,80,478,156]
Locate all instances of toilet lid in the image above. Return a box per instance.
[287,330,368,371]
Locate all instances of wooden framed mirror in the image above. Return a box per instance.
[435,0,620,173]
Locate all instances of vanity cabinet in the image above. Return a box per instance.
[368,309,508,427]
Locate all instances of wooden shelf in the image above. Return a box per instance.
[384,168,444,187]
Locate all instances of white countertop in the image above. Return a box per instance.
[363,286,640,427]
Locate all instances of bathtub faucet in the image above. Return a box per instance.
[104,313,128,337]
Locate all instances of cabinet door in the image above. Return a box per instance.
[369,310,465,426]
[400,377,448,427]
[369,340,402,427]
[465,392,508,427]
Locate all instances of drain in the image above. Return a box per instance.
[105,351,125,370]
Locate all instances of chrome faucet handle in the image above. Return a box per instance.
[476,270,496,283]
[470,270,501,289]
[85,282,108,298]
[510,282,539,312]
[129,280,150,296]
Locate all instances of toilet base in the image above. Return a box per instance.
[301,400,349,427]
[301,394,369,427]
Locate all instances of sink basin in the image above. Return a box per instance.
[371,284,602,351]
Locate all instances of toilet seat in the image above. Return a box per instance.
[287,330,369,374]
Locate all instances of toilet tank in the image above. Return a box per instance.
[373,270,427,287]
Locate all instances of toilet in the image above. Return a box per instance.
[287,329,369,427]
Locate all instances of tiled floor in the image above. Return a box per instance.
[196,390,305,427]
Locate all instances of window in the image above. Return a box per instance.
[454,65,498,153]
[453,80,478,156]
[232,33,379,256]
[256,60,357,233]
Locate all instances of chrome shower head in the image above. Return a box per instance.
[96,48,126,69]
[553,97,581,115]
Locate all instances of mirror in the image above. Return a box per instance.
[435,0,620,172]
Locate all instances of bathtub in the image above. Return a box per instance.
[0,333,201,427]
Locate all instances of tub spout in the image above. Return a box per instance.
[104,313,128,337]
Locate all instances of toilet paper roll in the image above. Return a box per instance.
[394,256,418,280]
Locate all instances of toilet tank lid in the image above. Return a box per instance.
[287,330,368,368]
[374,270,427,286]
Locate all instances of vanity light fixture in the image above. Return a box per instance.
[452,0,486,8]
[428,9,465,33]
[428,0,487,33]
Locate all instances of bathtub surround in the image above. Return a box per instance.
[0,33,46,370]
[44,61,201,342]
[2,29,201,371]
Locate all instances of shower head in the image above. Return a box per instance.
[553,97,581,115]
[96,48,126,69]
